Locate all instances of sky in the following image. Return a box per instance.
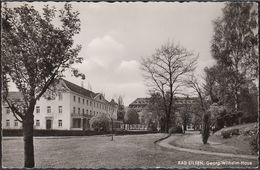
[6,2,225,106]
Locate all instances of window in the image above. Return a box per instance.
[14,120,18,127]
[83,99,85,104]
[6,107,10,114]
[58,92,63,100]
[78,97,80,103]
[86,109,88,115]
[73,107,76,114]
[36,120,40,126]
[82,109,85,114]
[6,120,10,127]
[90,110,92,115]
[73,96,76,102]
[94,102,95,107]
[47,106,51,113]
[86,100,89,106]
[78,108,80,114]
[36,106,40,113]
[90,101,92,106]
[58,120,62,127]
[58,106,62,114]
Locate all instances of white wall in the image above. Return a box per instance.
[34,91,71,130]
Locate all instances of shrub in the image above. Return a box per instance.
[221,128,240,139]
[201,113,210,144]
[90,114,110,132]
[168,126,183,134]
[248,126,259,155]
[249,133,259,155]
[221,131,231,139]
[148,119,158,132]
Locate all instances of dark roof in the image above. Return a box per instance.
[62,79,96,98]
[8,92,23,99]
[2,92,24,105]
[129,97,150,106]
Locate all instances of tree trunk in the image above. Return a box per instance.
[183,121,187,133]
[234,89,239,111]
[165,112,170,133]
[111,118,113,141]
[23,114,35,168]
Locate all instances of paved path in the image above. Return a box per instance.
[158,134,258,160]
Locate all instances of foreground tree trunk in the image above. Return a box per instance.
[165,114,170,133]
[23,114,35,168]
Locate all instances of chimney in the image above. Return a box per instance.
[81,81,84,88]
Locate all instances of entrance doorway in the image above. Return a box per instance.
[46,119,52,129]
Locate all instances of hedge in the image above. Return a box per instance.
[3,129,158,137]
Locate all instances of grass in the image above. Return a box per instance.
[3,134,258,168]
[169,123,258,156]
[214,123,257,136]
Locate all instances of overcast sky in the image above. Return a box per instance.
[7,2,225,105]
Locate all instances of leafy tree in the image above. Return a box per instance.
[117,96,125,126]
[211,2,258,111]
[140,41,197,132]
[2,3,84,168]
[90,114,110,132]
[239,81,258,123]
[125,108,140,126]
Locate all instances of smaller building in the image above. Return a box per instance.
[128,96,200,131]
[128,98,150,112]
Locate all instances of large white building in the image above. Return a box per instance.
[2,79,121,130]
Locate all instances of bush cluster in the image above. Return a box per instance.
[90,114,110,132]
[244,126,259,155]
[221,128,240,139]
[168,126,183,134]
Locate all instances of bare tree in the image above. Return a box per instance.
[184,74,206,112]
[140,41,197,132]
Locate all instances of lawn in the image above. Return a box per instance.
[2,134,258,168]
[169,123,258,156]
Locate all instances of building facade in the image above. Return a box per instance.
[128,96,200,130]
[2,79,121,130]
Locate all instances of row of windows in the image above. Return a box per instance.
[5,119,63,127]
[5,106,63,114]
[72,107,109,116]
[175,100,195,104]
[130,105,145,109]
[35,120,63,127]
[5,105,114,115]
[5,120,18,127]
[36,106,63,114]
[73,95,113,111]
